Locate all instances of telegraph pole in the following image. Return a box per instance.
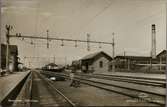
[159,57,162,71]
[87,33,90,51]
[124,51,126,69]
[53,56,55,64]
[65,57,67,66]
[46,30,49,48]
[112,32,115,72]
[5,25,13,72]
[0,2,2,72]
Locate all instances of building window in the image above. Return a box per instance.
[99,61,103,68]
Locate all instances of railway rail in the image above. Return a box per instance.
[76,73,166,87]
[93,73,166,81]
[41,71,165,106]
[32,71,76,107]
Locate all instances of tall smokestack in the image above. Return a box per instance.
[151,24,156,59]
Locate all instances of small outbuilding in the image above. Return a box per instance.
[156,50,166,70]
[157,50,166,63]
[81,51,112,73]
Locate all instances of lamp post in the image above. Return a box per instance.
[112,32,115,72]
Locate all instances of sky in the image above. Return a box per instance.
[1,0,166,67]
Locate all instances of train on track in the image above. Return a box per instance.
[42,63,64,72]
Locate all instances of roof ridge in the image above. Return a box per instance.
[81,51,111,60]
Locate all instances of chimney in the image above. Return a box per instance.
[151,24,156,59]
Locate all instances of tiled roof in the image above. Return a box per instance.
[82,51,101,60]
[157,50,166,57]
[81,51,112,60]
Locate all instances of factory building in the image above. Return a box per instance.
[112,56,157,70]
[80,51,112,73]
[111,50,166,72]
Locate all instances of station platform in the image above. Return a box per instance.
[94,72,166,80]
[0,71,30,103]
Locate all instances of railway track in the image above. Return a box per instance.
[41,71,165,106]
[32,71,76,107]
[93,73,166,81]
[76,73,166,87]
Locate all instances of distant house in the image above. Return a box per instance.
[71,60,81,70]
[81,51,112,73]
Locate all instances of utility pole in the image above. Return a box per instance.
[124,51,126,69]
[159,57,162,71]
[0,2,2,72]
[65,57,67,66]
[29,62,31,68]
[127,59,130,70]
[47,30,49,48]
[5,25,13,72]
[87,33,90,51]
[123,51,126,57]
[112,32,115,72]
[24,56,26,67]
[53,56,55,64]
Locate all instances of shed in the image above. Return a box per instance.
[156,50,166,70]
[157,50,166,63]
[81,51,112,73]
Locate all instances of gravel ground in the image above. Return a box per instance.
[51,78,158,106]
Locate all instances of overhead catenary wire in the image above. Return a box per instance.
[9,34,113,45]
[80,0,113,32]
[7,26,115,71]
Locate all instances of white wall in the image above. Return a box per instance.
[92,57,110,73]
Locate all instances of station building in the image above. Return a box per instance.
[80,51,112,73]
[1,44,18,71]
